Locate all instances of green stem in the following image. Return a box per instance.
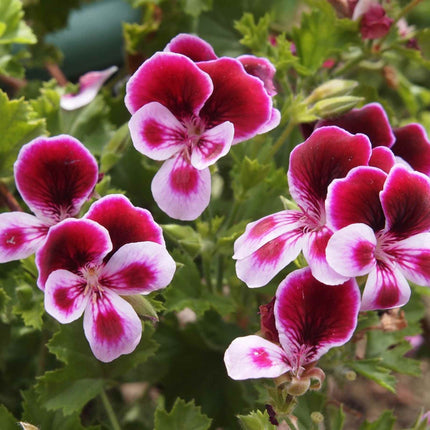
[203,254,214,292]
[266,120,295,161]
[100,389,121,430]
[395,0,423,24]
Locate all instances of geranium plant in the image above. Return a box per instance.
[1,0,430,429]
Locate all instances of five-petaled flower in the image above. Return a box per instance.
[37,194,176,362]
[233,126,371,288]
[0,135,98,263]
[125,39,278,220]
[224,267,360,380]
[326,165,430,310]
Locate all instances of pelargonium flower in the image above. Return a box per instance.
[0,135,98,263]
[125,51,275,220]
[326,165,430,310]
[60,66,118,111]
[316,103,430,175]
[224,267,360,380]
[37,194,176,362]
[233,126,371,287]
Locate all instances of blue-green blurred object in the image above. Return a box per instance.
[45,0,140,79]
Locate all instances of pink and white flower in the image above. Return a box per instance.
[60,66,118,111]
[233,126,371,287]
[326,165,430,310]
[125,41,277,220]
[36,195,176,362]
[0,135,98,263]
[224,267,360,380]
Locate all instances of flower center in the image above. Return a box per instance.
[81,264,104,301]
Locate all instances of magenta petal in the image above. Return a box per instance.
[44,269,88,323]
[316,103,395,148]
[392,123,430,175]
[125,52,213,116]
[288,126,372,215]
[129,102,186,161]
[197,58,272,144]
[85,194,164,255]
[15,135,98,223]
[151,154,211,220]
[275,267,360,369]
[100,241,176,294]
[258,108,281,134]
[237,55,277,96]
[224,335,290,380]
[83,289,142,362]
[0,212,48,262]
[326,223,377,277]
[389,233,430,287]
[235,231,305,288]
[164,33,217,62]
[381,166,430,238]
[326,166,386,231]
[233,210,303,260]
[369,146,395,173]
[60,66,118,110]
[302,227,349,285]
[361,263,411,310]
[36,218,112,290]
[191,121,234,169]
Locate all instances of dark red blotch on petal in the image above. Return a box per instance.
[165,33,217,62]
[95,305,124,342]
[15,135,98,222]
[125,52,212,117]
[198,58,272,143]
[250,347,273,368]
[169,161,199,194]
[382,166,430,238]
[391,124,430,175]
[327,167,386,231]
[275,267,360,364]
[316,103,395,148]
[86,195,164,257]
[289,126,371,214]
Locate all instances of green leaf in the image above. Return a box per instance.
[163,251,234,316]
[21,388,100,430]
[327,404,345,430]
[61,95,115,156]
[0,0,36,45]
[237,410,277,430]
[291,0,359,74]
[180,0,213,18]
[0,90,46,177]
[0,404,18,430]
[30,83,62,135]
[359,410,396,430]
[162,225,203,257]
[234,12,271,55]
[100,123,132,172]
[43,378,105,415]
[347,359,396,393]
[154,398,212,430]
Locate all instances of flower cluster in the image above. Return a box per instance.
[234,103,430,311]
[0,135,176,362]
[125,34,279,220]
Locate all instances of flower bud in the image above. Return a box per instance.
[310,96,363,118]
[311,412,324,424]
[306,79,358,104]
[286,375,311,396]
